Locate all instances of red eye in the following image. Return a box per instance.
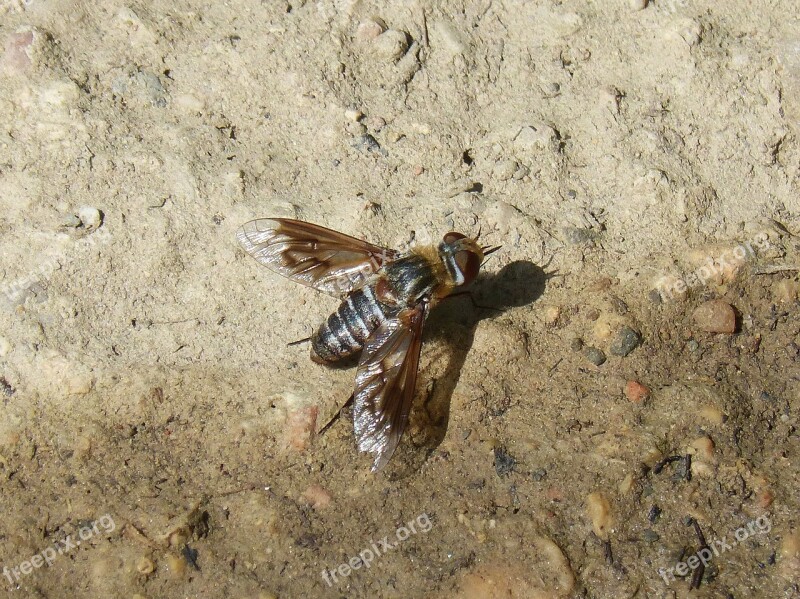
[455,250,480,286]
[443,231,466,244]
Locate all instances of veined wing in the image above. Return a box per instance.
[236,218,398,297]
[353,302,428,472]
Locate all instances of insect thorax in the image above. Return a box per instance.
[380,246,452,305]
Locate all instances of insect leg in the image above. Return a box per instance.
[319,394,355,435]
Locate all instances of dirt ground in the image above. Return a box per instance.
[1,0,799,597]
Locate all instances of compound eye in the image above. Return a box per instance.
[455,250,480,286]
[443,231,467,244]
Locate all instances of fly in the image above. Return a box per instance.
[236,218,499,471]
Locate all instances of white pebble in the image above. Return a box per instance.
[493,159,518,181]
[0,337,11,356]
[344,108,363,122]
[630,0,648,9]
[78,205,102,229]
[514,124,557,149]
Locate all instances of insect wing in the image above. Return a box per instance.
[353,303,428,472]
[236,218,397,297]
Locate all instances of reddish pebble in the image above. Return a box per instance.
[692,300,737,334]
[545,487,564,502]
[302,484,332,510]
[3,30,34,73]
[283,405,318,452]
[625,380,650,403]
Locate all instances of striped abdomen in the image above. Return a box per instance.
[311,286,394,363]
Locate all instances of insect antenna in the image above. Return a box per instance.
[287,335,313,347]
[480,245,502,268]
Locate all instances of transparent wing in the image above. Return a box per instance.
[353,303,428,472]
[236,218,397,297]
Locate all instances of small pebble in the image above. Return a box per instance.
[757,488,774,509]
[647,505,661,524]
[618,473,635,494]
[282,405,318,452]
[356,18,386,41]
[531,468,547,482]
[610,327,641,357]
[493,159,518,181]
[351,134,382,154]
[166,553,186,578]
[365,115,386,132]
[698,405,725,425]
[493,447,516,476]
[642,529,660,543]
[630,0,648,9]
[542,82,560,97]
[74,435,92,459]
[136,556,155,575]
[344,108,363,122]
[692,300,737,334]
[533,536,576,593]
[625,380,650,403]
[446,178,480,197]
[512,164,530,180]
[687,339,700,352]
[689,435,715,461]
[586,277,614,292]
[0,337,11,356]
[345,121,367,136]
[569,337,583,352]
[584,347,606,366]
[562,226,596,245]
[372,29,408,61]
[302,484,332,510]
[780,532,799,560]
[78,205,103,229]
[62,213,83,228]
[2,30,34,74]
[546,487,564,502]
[586,492,613,541]
[779,532,800,577]
[772,279,799,303]
[543,305,561,326]
[66,373,94,395]
[514,124,557,149]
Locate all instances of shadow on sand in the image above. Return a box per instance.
[390,259,548,477]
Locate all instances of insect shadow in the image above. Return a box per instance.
[391,259,547,476]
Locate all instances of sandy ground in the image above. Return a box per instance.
[1,0,799,597]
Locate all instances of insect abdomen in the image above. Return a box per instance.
[311,286,391,363]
